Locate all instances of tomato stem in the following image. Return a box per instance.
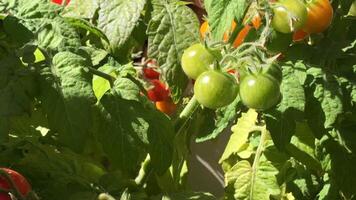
[0,169,26,200]
[86,66,116,87]
[174,96,200,133]
[135,154,152,186]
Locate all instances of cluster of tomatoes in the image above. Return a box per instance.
[142,60,177,116]
[182,0,333,111]
[0,168,32,200]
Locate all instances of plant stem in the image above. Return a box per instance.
[0,169,26,200]
[249,126,267,199]
[86,66,116,87]
[174,96,200,133]
[135,154,152,186]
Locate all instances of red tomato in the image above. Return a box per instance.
[293,29,309,41]
[147,80,170,102]
[0,168,31,200]
[156,99,177,115]
[51,0,70,5]
[303,0,333,34]
[143,68,160,80]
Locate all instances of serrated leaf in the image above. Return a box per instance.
[92,65,117,102]
[219,109,258,163]
[313,82,343,128]
[64,17,110,44]
[265,64,305,149]
[39,51,96,152]
[37,17,81,52]
[62,0,99,19]
[195,96,241,142]
[147,0,200,101]
[286,122,321,171]
[0,53,37,117]
[206,0,249,40]
[227,159,281,200]
[97,0,146,54]
[95,78,174,174]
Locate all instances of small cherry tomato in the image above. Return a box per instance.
[143,68,160,80]
[194,70,238,109]
[181,43,216,80]
[0,168,31,200]
[271,0,308,33]
[147,80,170,102]
[302,0,333,34]
[293,29,309,41]
[156,99,177,115]
[239,74,281,110]
[51,0,70,5]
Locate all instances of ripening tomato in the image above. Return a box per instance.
[156,99,177,115]
[51,0,70,5]
[200,21,236,42]
[143,68,160,80]
[232,14,262,48]
[239,74,281,110]
[293,29,309,41]
[0,168,31,200]
[147,80,170,102]
[181,43,216,80]
[194,70,238,109]
[271,0,308,33]
[302,0,333,34]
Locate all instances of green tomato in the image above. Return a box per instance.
[194,70,238,109]
[271,0,308,33]
[239,74,281,110]
[181,43,216,80]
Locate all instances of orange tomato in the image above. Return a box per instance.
[293,29,309,41]
[200,14,261,48]
[156,99,177,115]
[302,0,333,34]
[200,21,236,42]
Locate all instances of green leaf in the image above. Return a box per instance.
[147,0,200,101]
[313,82,343,128]
[227,159,281,200]
[195,96,241,142]
[62,0,99,19]
[0,53,37,117]
[219,109,258,163]
[286,123,321,171]
[92,65,117,102]
[97,0,146,55]
[206,0,249,40]
[39,51,96,152]
[3,15,34,47]
[37,17,81,52]
[160,191,216,200]
[265,64,305,149]
[64,17,110,44]
[95,78,174,174]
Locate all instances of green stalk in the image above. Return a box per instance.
[134,154,152,186]
[174,96,200,133]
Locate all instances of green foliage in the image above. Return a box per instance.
[147,0,200,102]
[1,0,356,199]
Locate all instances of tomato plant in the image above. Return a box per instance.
[194,70,238,109]
[271,0,308,33]
[0,0,355,199]
[0,168,31,200]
